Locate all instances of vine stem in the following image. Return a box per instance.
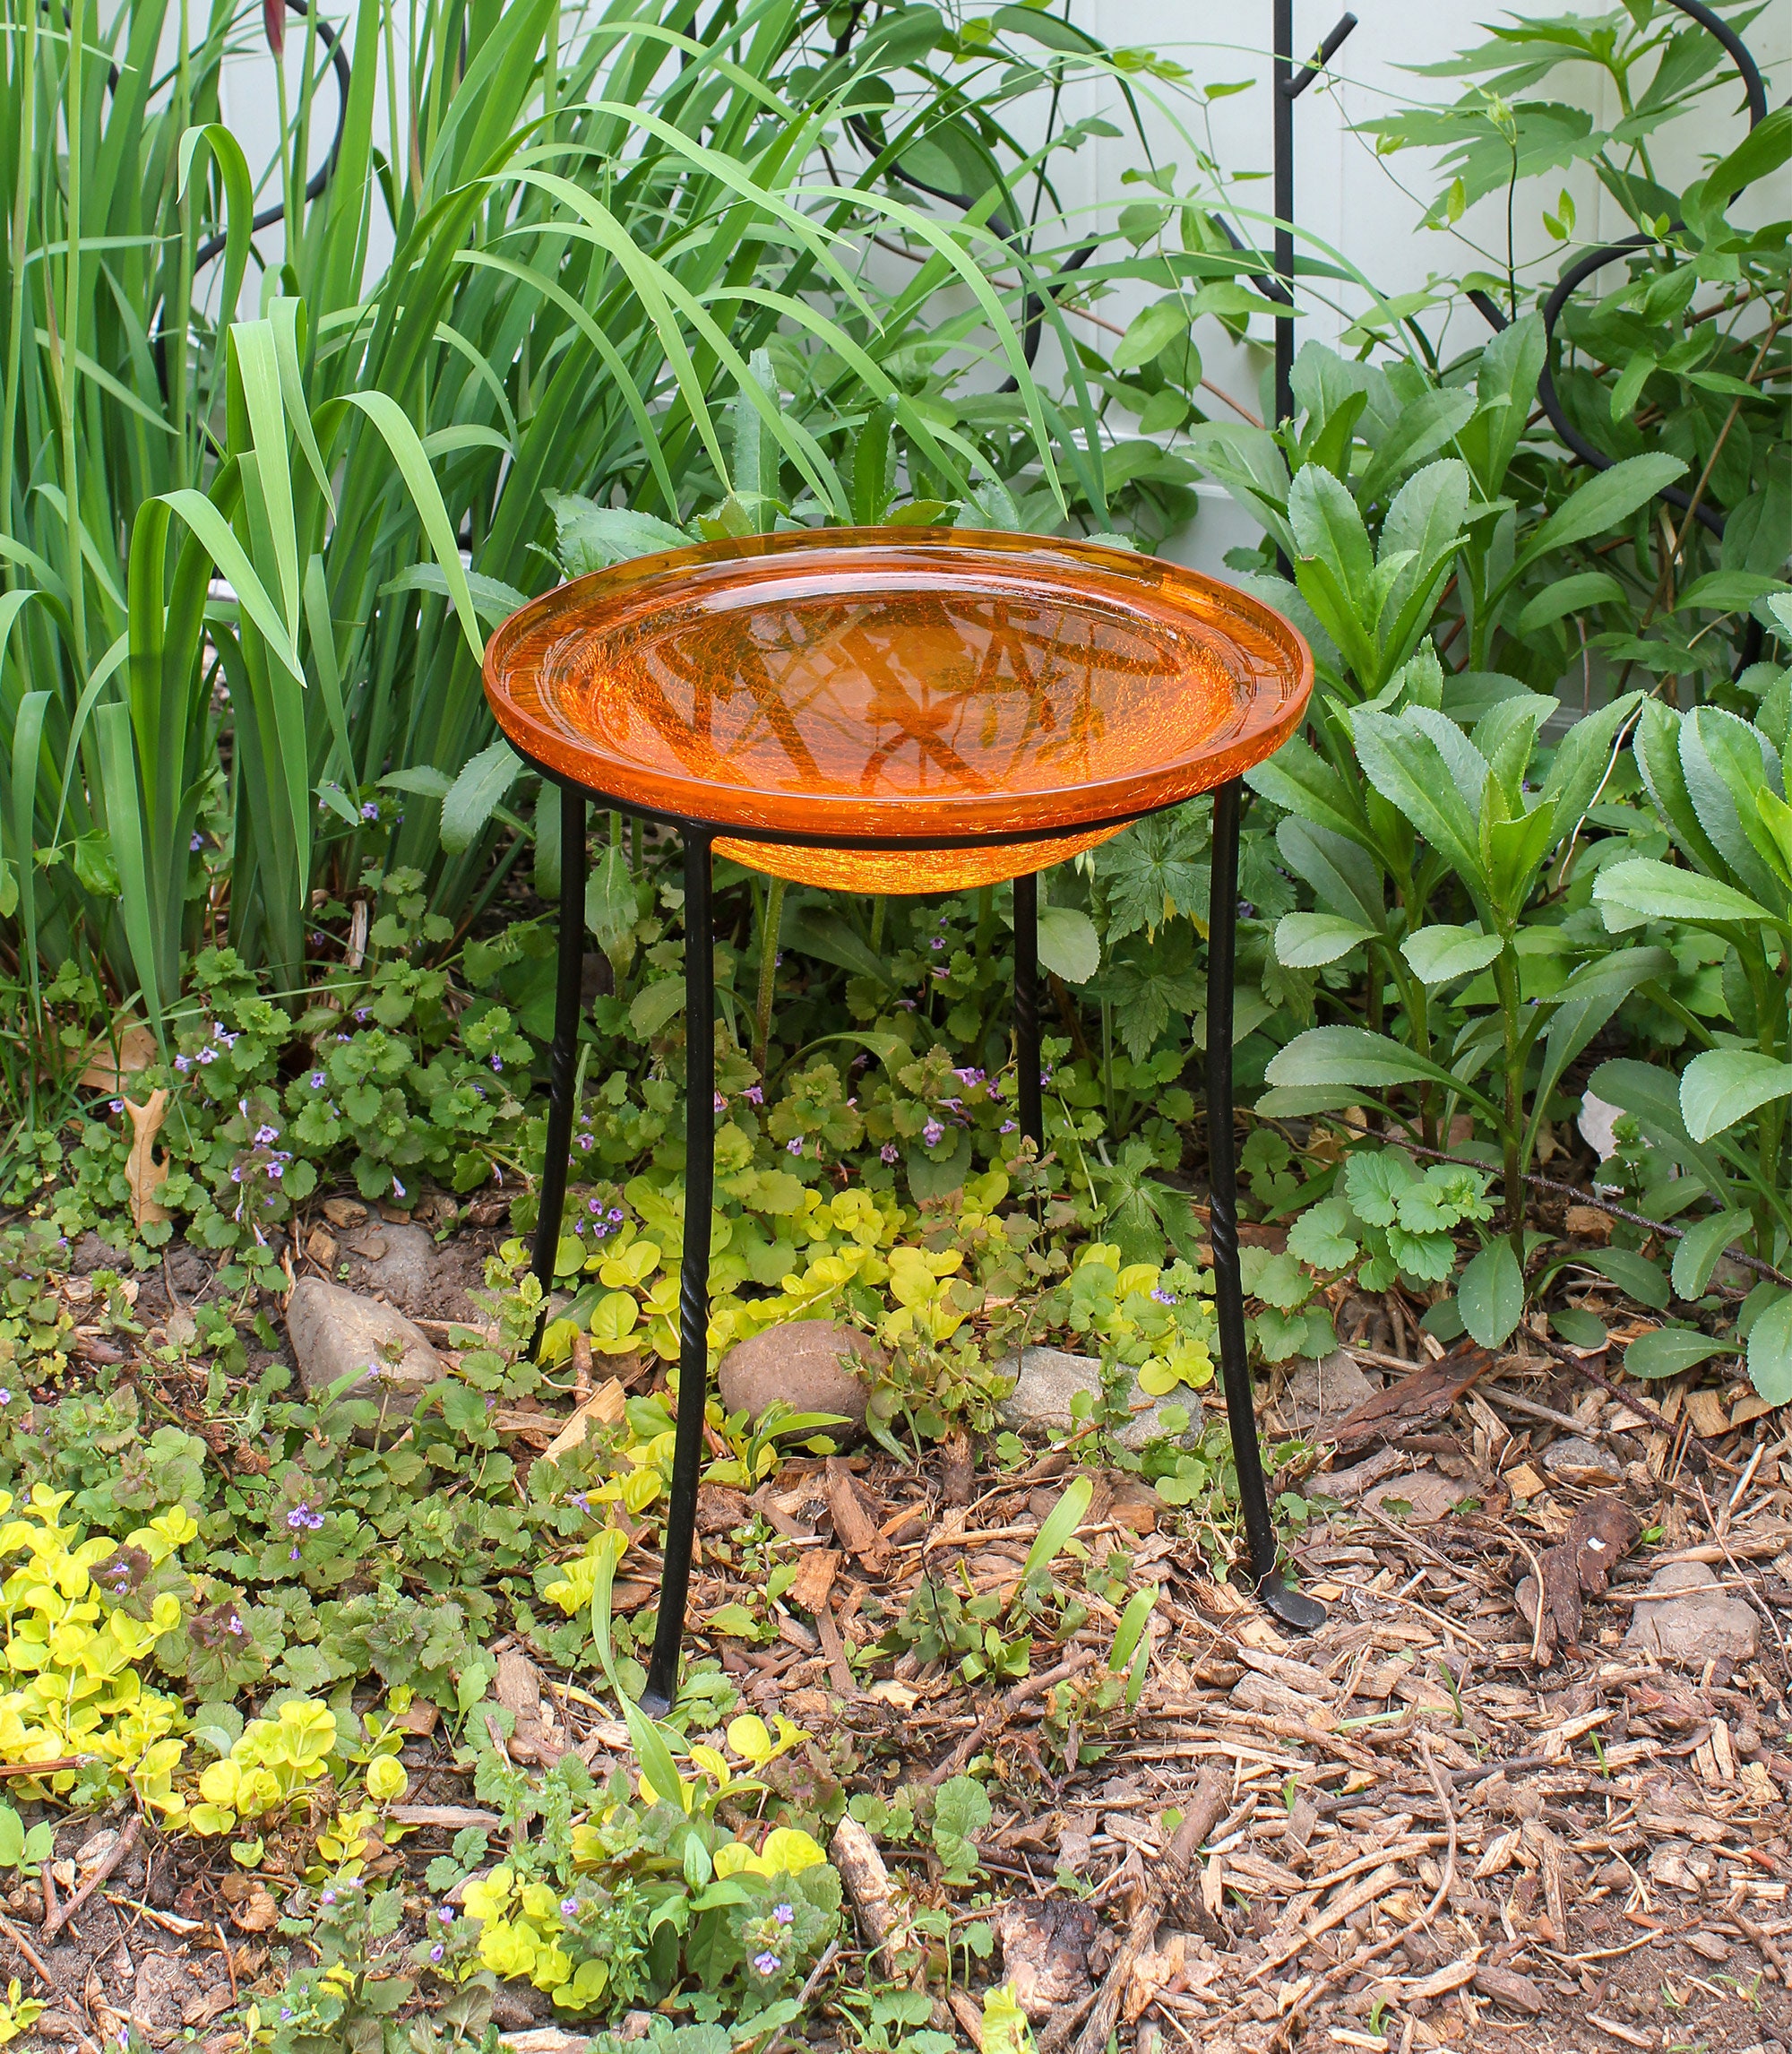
[753,876,785,1078]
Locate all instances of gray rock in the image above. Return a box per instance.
[1542,1434,1624,1486]
[995,1346,1193,1454]
[1624,1558,1759,1663]
[715,1319,882,1439]
[1278,1351,1378,1434]
[342,1221,437,1314]
[285,1279,444,1419]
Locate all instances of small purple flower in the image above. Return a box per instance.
[607,1207,624,1221]
[1000,1118,1018,1135]
[255,1125,280,1146]
[109,1099,124,1113]
[772,1903,794,1926]
[929,937,944,951]
[437,1907,453,1925]
[560,1898,579,1919]
[429,1944,444,1962]
[0,1391,12,1406]
[392,1178,406,1198]
[174,1054,191,1073]
[922,1119,943,1148]
[228,1616,244,1635]
[489,1055,504,1072]
[213,1023,238,1047]
[289,1545,300,1560]
[577,1133,593,1149]
[589,1198,603,1213]
[786,1138,803,1156]
[939,1097,961,1112]
[744,1084,763,1105]
[931,969,947,981]
[230,1166,245,1184]
[360,801,380,822]
[752,1950,781,1977]
[896,998,917,1011]
[354,1008,371,1024]
[573,1220,585,1236]
[714,1092,728,1112]
[191,832,205,851]
[953,1067,985,1086]
[197,1047,217,1065]
[881,1143,898,1164]
[267,1160,285,1179]
[322,1890,336,1904]
[288,1505,311,1528]
[1150,1287,1177,1306]
[309,1071,326,1088]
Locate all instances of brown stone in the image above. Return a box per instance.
[284,1279,443,1420]
[715,1319,883,1440]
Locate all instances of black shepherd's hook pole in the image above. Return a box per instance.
[1271,8,1357,561]
[1465,0,1768,674]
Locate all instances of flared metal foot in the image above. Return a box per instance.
[1257,1573,1328,1634]
[1206,780,1319,1635]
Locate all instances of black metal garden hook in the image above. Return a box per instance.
[149,0,352,406]
[1464,0,1772,669]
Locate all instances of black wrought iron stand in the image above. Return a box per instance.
[530,784,1319,1716]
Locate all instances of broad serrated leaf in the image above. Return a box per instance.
[1670,1210,1752,1299]
[1624,1327,1735,1380]
[1402,924,1503,985]
[440,738,524,854]
[1680,1049,1792,1144]
[1035,904,1099,984]
[1594,858,1776,930]
[1747,1290,1792,1406]
[1457,1239,1524,1348]
[1273,912,1377,968]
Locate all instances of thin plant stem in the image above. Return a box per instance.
[754,876,784,1078]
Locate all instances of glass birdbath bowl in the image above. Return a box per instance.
[484,527,1317,1711]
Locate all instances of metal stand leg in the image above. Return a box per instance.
[530,788,587,1350]
[643,826,716,1715]
[1206,780,1325,1634]
[1013,869,1043,1147]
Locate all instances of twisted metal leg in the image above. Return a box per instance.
[1013,870,1043,1147]
[1206,780,1325,1634]
[643,826,716,1715]
[530,788,587,1347]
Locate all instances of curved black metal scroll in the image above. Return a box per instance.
[1468,0,1769,557]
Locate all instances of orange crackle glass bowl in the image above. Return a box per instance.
[482,527,1312,893]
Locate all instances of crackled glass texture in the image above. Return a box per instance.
[483,528,1311,892]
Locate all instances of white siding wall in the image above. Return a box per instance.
[216,3,1787,570]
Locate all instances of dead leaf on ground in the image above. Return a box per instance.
[229,1886,280,1932]
[539,1377,627,1465]
[993,1896,1099,2021]
[80,1021,158,1092]
[125,1090,172,1227]
[1515,1491,1641,1662]
[1330,1343,1492,1455]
